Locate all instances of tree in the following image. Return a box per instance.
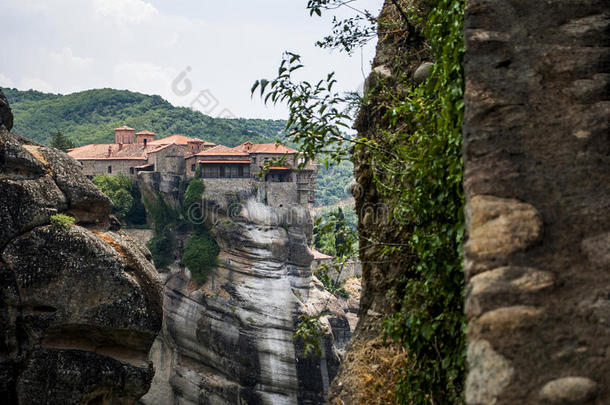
[49,131,75,151]
[92,174,135,221]
[183,172,205,220]
[143,193,179,269]
[182,227,219,285]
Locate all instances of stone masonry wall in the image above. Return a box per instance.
[266,182,299,208]
[79,158,145,178]
[149,144,186,175]
[463,1,609,404]
[200,178,302,211]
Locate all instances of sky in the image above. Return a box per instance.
[0,0,382,119]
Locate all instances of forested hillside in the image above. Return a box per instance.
[3,88,286,146]
[3,87,353,206]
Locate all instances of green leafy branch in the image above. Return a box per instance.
[294,314,328,358]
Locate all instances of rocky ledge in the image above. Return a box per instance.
[0,89,163,404]
[140,182,355,405]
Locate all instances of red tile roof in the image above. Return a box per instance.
[310,248,332,260]
[196,145,249,156]
[68,131,215,161]
[233,142,298,154]
[148,134,213,146]
[68,143,148,160]
[114,125,135,131]
[268,166,291,170]
[68,142,180,160]
[198,160,251,164]
[147,143,180,153]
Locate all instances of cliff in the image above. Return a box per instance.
[330,0,609,403]
[0,89,164,404]
[328,1,436,403]
[138,174,355,404]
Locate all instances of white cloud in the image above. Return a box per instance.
[49,47,93,70]
[112,61,178,101]
[0,73,15,88]
[92,0,158,24]
[20,77,55,93]
[1,0,379,118]
[5,0,51,14]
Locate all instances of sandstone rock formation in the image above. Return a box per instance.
[328,1,431,403]
[139,180,354,404]
[0,89,163,404]
[463,1,609,403]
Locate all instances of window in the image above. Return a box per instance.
[108,165,112,174]
[219,166,225,178]
[129,167,134,174]
[238,165,244,177]
[191,164,196,172]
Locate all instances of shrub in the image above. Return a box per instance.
[294,315,328,358]
[146,232,175,269]
[92,174,140,222]
[183,175,205,222]
[50,214,75,230]
[315,268,349,299]
[143,193,179,269]
[143,193,179,234]
[182,227,219,284]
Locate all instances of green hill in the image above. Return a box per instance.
[3,88,286,147]
[3,87,353,206]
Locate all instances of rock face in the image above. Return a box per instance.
[463,1,609,403]
[328,1,431,403]
[0,89,163,404]
[140,182,353,404]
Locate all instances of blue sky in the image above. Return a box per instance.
[0,0,381,119]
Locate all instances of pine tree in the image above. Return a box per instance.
[49,131,75,152]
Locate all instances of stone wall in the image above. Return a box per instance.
[149,144,186,174]
[266,182,299,208]
[314,260,362,284]
[199,178,304,211]
[185,155,198,178]
[79,158,145,177]
[463,1,609,403]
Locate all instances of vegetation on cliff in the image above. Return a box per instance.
[313,207,357,298]
[181,175,219,284]
[183,173,205,213]
[143,193,179,269]
[49,213,75,230]
[380,1,466,402]
[255,0,466,402]
[92,174,147,225]
[182,227,219,285]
